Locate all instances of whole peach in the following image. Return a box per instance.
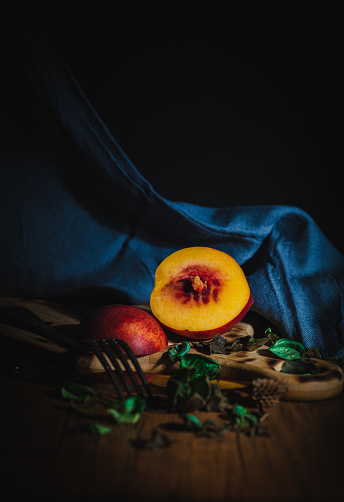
[79,304,168,355]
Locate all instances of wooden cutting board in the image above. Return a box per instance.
[0,297,343,401]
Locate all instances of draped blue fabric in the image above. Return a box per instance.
[1,6,344,357]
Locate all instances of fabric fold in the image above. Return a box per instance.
[1,4,344,357]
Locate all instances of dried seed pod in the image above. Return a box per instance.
[251,378,288,410]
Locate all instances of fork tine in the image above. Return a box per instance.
[96,339,135,398]
[109,339,152,399]
[83,338,152,401]
[83,339,126,401]
[107,339,144,397]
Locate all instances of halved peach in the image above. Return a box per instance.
[150,247,253,339]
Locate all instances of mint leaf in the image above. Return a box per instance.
[61,382,96,403]
[180,413,203,431]
[88,424,112,436]
[169,342,191,362]
[179,354,221,380]
[268,339,305,360]
[130,428,172,450]
[167,366,212,412]
[281,358,319,375]
[107,396,146,424]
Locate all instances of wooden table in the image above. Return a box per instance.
[0,298,343,501]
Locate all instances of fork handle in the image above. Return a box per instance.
[0,306,81,352]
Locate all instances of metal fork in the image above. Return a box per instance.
[83,338,152,401]
[0,306,152,401]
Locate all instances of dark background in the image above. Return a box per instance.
[29,2,343,253]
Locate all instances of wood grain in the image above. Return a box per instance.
[0,377,343,501]
[1,297,344,501]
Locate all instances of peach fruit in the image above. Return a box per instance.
[150,246,253,339]
[78,304,168,356]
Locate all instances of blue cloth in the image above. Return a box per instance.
[1,6,344,357]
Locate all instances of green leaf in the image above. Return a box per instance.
[304,346,322,359]
[232,404,258,425]
[179,354,221,380]
[70,395,101,416]
[209,334,232,354]
[328,356,344,371]
[268,339,305,360]
[205,384,231,412]
[180,414,229,437]
[265,327,280,345]
[180,413,203,431]
[167,367,212,412]
[129,428,172,450]
[197,419,230,438]
[169,342,191,362]
[281,358,319,375]
[246,337,271,351]
[88,424,112,436]
[107,396,146,424]
[61,382,97,403]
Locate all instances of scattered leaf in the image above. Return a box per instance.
[264,327,280,345]
[179,354,221,380]
[130,428,172,450]
[180,414,229,437]
[107,396,146,424]
[67,423,112,435]
[197,419,230,438]
[304,346,322,359]
[88,424,112,436]
[191,339,212,350]
[193,334,256,355]
[281,358,319,375]
[209,334,232,354]
[328,356,344,371]
[169,342,191,362]
[246,337,272,351]
[61,382,97,403]
[268,339,306,360]
[167,366,212,412]
[231,404,258,427]
[180,413,203,431]
[70,395,101,416]
[205,383,232,412]
[169,341,221,380]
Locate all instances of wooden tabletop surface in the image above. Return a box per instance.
[0,297,343,501]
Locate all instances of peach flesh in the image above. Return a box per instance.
[78,304,168,356]
[159,291,253,338]
[150,247,253,339]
